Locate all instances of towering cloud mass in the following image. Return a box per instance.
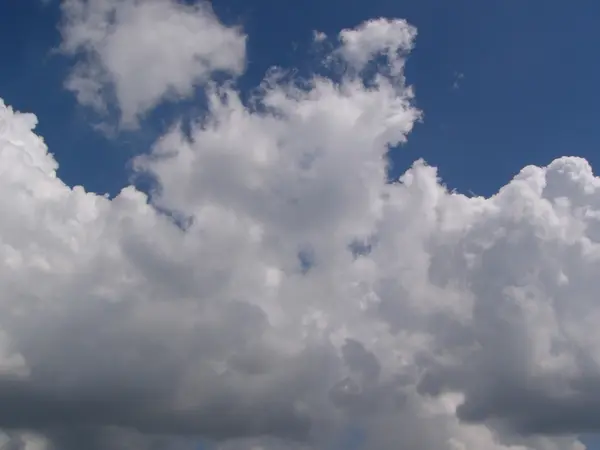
[0,1,599,449]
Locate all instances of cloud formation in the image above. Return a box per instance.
[60,0,246,127]
[0,2,598,450]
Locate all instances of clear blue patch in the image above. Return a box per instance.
[297,247,316,274]
[348,239,375,258]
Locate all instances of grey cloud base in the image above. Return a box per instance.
[0,2,596,450]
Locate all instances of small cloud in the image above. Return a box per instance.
[313,30,327,42]
[59,0,247,129]
[452,71,464,89]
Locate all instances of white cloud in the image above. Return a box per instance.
[313,30,327,43]
[453,71,464,89]
[0,8,597,450]
[59,0,246,128]
[336,18,416,75]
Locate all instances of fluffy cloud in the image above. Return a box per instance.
[336,18,416,74]
[0,5,598,450]
[59,0,246,127]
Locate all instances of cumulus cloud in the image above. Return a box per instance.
[336,18,416,75]
[59,0,246,127]
[0,6,597,450]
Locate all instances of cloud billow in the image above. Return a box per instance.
[0,1,596,450]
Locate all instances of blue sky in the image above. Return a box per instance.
[4,0,600,197]
[2,1,600,449]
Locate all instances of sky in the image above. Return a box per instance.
[1,0,600,449]
[5,0,600,197]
